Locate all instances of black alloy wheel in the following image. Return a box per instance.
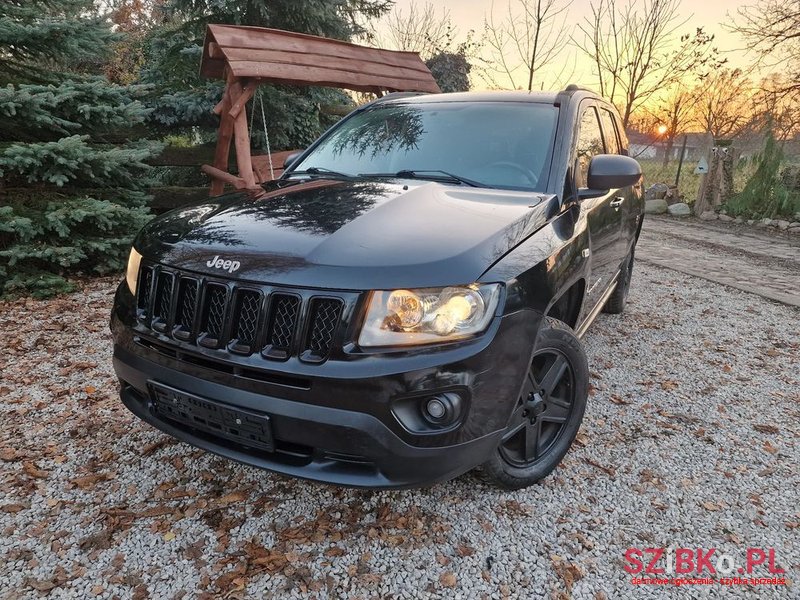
[603,247,635,314]
[498,349,575,467]
[480,317,589,489]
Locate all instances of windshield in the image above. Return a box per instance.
[289,101,558,191]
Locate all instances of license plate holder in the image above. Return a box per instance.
[148,381,274,452]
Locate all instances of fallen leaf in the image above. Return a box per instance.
[23,461,49,479]
[439,572,457,587]
[85,385,97,394]
[163,531,176,542]
[0,447,18,461]
[552,557,583,591]
[753,424,779,434]
[763,441,778,455]
[609,394,631,405]
[455,544,475,557]
[25,578,59,592]
[701,501,720,511]
[584,457,616,477]
[2,504,26,513]
[216,490,248,506]
[70,472,112,489]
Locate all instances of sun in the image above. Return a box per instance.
[657,124,668,135]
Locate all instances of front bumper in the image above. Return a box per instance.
[112,284,539,488]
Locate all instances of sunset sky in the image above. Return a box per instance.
[382,0,762,92]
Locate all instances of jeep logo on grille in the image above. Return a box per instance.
[206,255,241,273]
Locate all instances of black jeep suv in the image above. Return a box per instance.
[111,87,643,489]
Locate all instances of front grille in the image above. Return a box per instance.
[304,298,343,360]
[135,264,346,363]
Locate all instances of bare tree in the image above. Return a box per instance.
[655,84,694,165]
[574,0,724,127]
[481,0,574,91]
[690,68,754,139]
[729,0,800,95]
[748,74,800,141]
[377,1,454,60]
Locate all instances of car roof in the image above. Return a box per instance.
[376,87,605,107]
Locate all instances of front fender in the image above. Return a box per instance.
[479,206,589,319]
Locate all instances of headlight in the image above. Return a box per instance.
[358,283,502,347]
[125,247,142,295]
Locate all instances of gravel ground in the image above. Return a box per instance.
[1,264,798,599]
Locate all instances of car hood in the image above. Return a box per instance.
[136,178,558,290]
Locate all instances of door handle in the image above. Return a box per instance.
[610,197,624,208]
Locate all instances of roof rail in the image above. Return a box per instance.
[356,91,428,111]
[374,91,428,102]
[561,83,592,93]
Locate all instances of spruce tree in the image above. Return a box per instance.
[143,0,393,150]
[0,0,161,297]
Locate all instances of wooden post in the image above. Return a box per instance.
[693,133,714,215]
[209,69,235,196]
[227,77,257,189]
[228,80,256,119]
[674,135,688,188]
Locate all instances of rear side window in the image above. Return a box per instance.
[599,109,620,154]
[576,107,604,188]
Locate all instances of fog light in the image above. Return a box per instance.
[425,397,447,420]
[421,392,463,426]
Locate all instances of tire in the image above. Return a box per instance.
[480,317,589,490]
[602,247,635,314]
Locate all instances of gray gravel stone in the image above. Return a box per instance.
[666,202,690,216]
[645,199,668,214]
[699,211,717,221]
[645,183,669,200]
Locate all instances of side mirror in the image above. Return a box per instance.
[284,151,303,170]
[586,154,641,190]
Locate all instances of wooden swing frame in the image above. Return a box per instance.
[199,24,441,196]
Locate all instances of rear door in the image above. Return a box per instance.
[575,104,622,310]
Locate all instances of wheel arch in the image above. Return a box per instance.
[544,278,586,330]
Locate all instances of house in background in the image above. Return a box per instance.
[626,131,712,161]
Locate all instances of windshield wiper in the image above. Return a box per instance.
[286,166,356,179]
[360,169,486,188]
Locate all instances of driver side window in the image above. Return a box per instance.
[576,107,604,188]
